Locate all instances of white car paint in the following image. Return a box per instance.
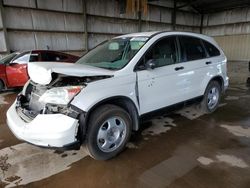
[7,31,229,148]
[7,102,78,146]
[72,31,228,114]
[137,62,192,113]
[72,74,139,112]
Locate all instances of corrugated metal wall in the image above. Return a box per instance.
[0,0,249,61]
[0,0,201,56]
[215,35,250,61]
[203,7,250,61]
[2,0,85,55]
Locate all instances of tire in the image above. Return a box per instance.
[85,104,132,160]
[0,80,5,91]
[200,81,221,113]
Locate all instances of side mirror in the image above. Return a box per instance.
[145,59,156,70]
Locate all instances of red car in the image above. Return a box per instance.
[0,50,80,90]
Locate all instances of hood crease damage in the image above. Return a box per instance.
[28,62,114,85]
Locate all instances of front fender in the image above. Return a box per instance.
[70,74,139,113]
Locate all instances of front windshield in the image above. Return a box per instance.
[76,37,149,70]
[0,53,18,64]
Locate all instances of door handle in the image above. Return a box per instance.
[175,66,184,71]
[206,61,212,65]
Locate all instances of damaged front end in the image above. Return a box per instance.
[14,73,110,149]
[18,75,84,121]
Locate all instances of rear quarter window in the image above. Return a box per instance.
[179,36,207,61]
[202,40,220,57]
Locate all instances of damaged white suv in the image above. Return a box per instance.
[7,31,228,160]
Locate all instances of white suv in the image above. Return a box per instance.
[7,31,229,160]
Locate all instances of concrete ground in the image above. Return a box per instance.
[0,62,250,188]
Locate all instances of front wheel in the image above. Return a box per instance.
[85,104,132,160]
[200,81,221,113]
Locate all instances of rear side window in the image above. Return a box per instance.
[202,40,220,57]
[179,36,207,61]
[29,53,39,62]
[41,52,60,62]
[57,54,69,61]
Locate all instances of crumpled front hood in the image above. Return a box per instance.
[28,62,114,85]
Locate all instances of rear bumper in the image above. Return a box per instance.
[7,102,80,148]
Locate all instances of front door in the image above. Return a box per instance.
[136,36,192,114]
[6,52,30,87]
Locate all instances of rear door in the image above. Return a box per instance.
[178,35,209,97]
[6,52,30,87]
[136,36,194,114]
[0,53,19,87]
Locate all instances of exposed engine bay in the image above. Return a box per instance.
[16,73,111,122]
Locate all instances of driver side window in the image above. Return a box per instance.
[140,36,178,69]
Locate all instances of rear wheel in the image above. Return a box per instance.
[200,81,221,113]
[86,104,132,160]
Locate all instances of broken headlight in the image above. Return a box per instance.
[39,86,83,105]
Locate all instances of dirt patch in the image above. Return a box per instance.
[126,142,138,149]
[142,117,176,136]
[220,124,250,138]
[0,154,11,175]
[0,143,88,187]
[197,156,214,166]
[216,154,249,168]
[176,105,205,120]
[197,154,249,168]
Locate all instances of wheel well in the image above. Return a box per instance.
[0,79,5,89]
[86,97,140,131]
[209,76,224,92]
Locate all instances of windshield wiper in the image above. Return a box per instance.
[104,67,119,70]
